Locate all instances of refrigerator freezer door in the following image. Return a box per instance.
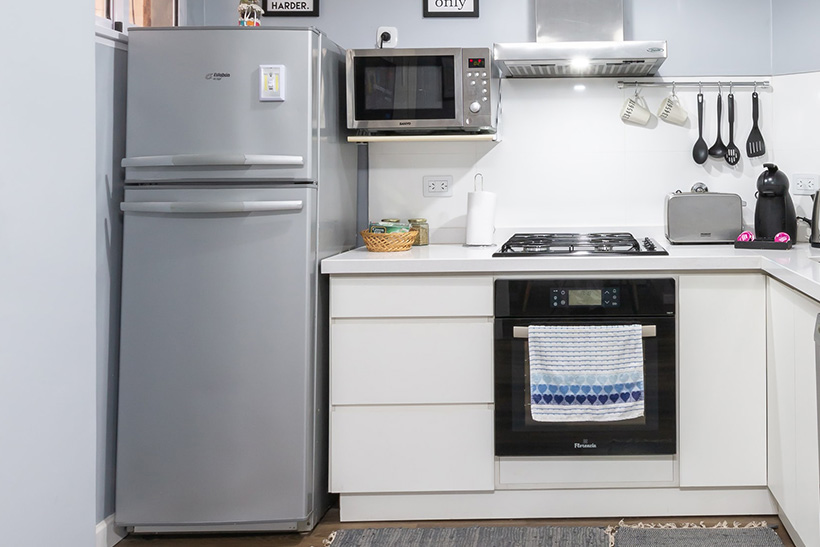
[116,185,319,527]
[124,28,320,182]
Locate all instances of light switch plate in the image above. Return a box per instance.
[259,65,285,102]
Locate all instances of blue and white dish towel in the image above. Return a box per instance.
[529,324,645,422]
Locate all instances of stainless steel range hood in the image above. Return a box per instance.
[494,0,667,78]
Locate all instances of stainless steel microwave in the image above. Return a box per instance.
[346,47,499,133]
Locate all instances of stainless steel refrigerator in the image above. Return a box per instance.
[115,27,356,533]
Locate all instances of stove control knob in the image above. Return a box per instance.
[643,237,655,250]
[469,101,482,113]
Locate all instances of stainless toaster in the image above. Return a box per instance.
[665,191,743,243]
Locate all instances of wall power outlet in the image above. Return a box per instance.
[423,175,453,197]
[793,173,820,195]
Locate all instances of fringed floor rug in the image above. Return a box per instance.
[610,520,784,546]
[322,520,783,547]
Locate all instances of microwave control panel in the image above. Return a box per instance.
[462,47,494,130]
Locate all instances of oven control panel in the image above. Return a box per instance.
[550,287,620,308]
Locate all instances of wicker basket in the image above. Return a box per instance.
[361,229,418,252]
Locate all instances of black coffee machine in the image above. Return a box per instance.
[754,163,797,241]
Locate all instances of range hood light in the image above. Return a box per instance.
[493,0,667,78]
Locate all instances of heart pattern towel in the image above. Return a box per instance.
[529,324,645,422]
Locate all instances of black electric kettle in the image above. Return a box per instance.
[754,163,797,241]
[810,191,820,247]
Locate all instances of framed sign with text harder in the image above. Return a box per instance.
[423,0,478,17]
[263,0,319,17]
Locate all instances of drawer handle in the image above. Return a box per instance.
[512,325,656,339]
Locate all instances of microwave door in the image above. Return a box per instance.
[347,49,464,131]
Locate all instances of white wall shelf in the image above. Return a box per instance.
[348,133,499,144]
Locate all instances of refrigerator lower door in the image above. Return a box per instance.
[116,185,319,530]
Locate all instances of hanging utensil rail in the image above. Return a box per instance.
[618,80,771,90]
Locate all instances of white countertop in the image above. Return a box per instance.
[322,228,820,302]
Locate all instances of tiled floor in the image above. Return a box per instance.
[117,504,795,546]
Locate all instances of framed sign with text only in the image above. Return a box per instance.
[423,0,478,18]
[263,0,319,17]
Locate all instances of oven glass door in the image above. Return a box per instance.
[353,55,456,121]
[494,316,676,456]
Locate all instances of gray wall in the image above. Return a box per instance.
[772,0,820,74]
[96,38,128,523]
[186,0,772,76]
[1,3,97,546]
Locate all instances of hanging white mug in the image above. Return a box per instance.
[657,93,688,125]
[620,92,652,125]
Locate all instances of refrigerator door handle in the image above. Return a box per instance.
[121,154,305,168]
[120,200,304,214]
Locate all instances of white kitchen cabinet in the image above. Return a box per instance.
[329,275,495,494]
[767,279,820,547]
[331,317,493,405]
[330,404,494,493]
[678,274,767,488]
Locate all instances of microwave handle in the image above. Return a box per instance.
[121,154,305,168]
[512,325,657,339]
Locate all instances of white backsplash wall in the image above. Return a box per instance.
[772,72,820,225]
[368,76,776,243]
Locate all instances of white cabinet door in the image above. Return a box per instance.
[330,404,495,493]
[768,279,820,547]
[330,275,493,318]
[679,274,767,487]
[331,317,493,405]
[768,280,797,512]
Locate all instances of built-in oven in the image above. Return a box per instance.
[494,277,676,457]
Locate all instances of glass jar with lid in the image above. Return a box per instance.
[408,218,429,246]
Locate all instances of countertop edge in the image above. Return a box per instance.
[322,243,820,302]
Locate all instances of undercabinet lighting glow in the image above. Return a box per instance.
[570,57,591,71]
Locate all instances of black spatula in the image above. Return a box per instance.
[746,91,766,157]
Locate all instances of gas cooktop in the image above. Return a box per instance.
[492,232,668,257]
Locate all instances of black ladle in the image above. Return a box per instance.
[708,90,727,158]
[692,93,708,164]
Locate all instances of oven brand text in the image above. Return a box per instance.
[574,442,597,449]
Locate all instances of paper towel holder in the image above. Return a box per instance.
[465,172,497,247]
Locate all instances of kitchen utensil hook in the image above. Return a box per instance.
[672,81,677,97]
[698,81,703,94]
[474,173,484,191]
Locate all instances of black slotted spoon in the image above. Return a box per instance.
[725,92,740,165]
[746,91,766,157]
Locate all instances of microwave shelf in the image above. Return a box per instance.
[348,133,499,144]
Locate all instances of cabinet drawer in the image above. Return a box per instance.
[331,318,493,404]
[330,275,493,318]
[330,404,494,493]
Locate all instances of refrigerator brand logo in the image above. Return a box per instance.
[205,72,231,81]
[574,439,597,449]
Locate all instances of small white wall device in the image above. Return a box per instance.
[376,26,398,48]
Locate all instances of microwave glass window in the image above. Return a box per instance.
[354,56,456,120]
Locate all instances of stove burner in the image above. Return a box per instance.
[493,232,668,257]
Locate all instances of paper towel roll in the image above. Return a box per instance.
[465,191,496,246]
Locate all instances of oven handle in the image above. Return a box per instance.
[512,325,657,339]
